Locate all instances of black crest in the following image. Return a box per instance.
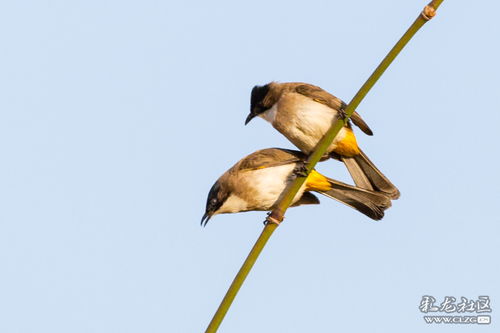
[250,84,270,113]
[201,181,228,226]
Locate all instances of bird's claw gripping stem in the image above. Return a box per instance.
[293,161,309,178]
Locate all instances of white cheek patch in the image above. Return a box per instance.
[258,103,278,123]
[216,194,249,214]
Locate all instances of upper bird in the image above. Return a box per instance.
[201,148,392,226]
[245,82,400,199]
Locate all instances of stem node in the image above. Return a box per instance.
[266,211,284,225]
[421,5,437,21]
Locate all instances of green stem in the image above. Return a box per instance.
[205,223,278,333]
[205,1,444,332]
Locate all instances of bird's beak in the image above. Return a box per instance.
[245,112,256,125]
[201,212,212,227]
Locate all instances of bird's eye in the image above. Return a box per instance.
[210,198,218,205]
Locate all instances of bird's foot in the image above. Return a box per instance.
[292,161,309,178]
[338,108,347,120]
[338,101,348,120]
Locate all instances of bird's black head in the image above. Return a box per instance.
[201,181,228,227]
[245,83,271,125]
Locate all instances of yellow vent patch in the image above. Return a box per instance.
[305,170,331,192]
[334,128,360,156]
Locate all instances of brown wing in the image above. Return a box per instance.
[235,148,306,172]
[294,84,373,136]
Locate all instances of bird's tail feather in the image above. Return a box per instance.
[341,149,400,199]
[319,177,392,220]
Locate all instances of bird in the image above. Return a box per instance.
[245,82,400,199]
[201,148,392,226]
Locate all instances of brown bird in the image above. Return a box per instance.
[245,82,400,199]
[201,148,392,226]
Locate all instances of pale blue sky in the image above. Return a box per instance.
[0,1,499,332]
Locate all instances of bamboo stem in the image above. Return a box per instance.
[205,223,278,333]
[205,1,444,332]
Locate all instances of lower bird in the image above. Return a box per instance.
[201,148,392,226]
[245,82,400,199]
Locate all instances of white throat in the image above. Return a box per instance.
[258,103,278,124]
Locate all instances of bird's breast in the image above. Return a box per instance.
[235,163,307,210]
[273,93,353,154]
